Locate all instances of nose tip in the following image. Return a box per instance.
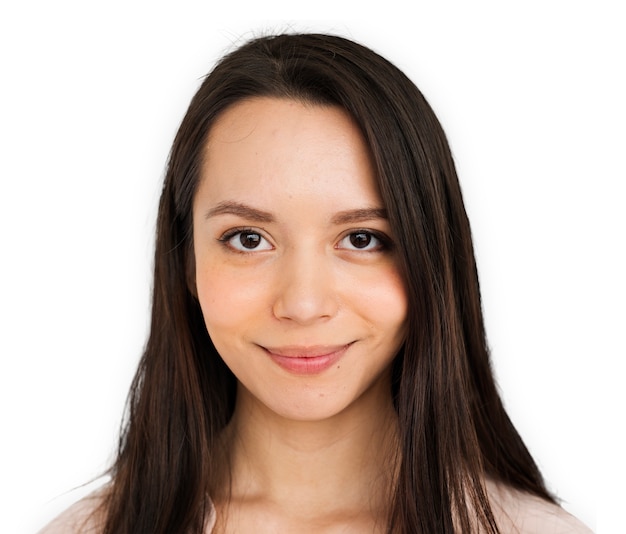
[272,259,338,325]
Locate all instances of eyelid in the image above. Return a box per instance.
[335,228,392,252]
[218,227,274,253]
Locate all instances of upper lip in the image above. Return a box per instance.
[261,343,352,358]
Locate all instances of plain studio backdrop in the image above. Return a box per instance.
[1,2,621,533]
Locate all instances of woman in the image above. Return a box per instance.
[40,33,591,533]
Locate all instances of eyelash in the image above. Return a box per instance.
[217,227,392,253]
[336,229,391,252]
[217,227,273,253]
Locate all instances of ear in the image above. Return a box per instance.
[185,242,198,299]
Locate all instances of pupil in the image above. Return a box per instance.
[350,232,371,248]
[240,232,261,248]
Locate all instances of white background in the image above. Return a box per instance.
[1,2,622,533]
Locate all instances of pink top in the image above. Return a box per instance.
[37,483,591,533]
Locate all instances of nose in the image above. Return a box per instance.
[272,250,339,325]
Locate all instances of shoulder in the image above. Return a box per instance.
[38,490,216,534]
[37,491,106,534]
[486,480,593,534]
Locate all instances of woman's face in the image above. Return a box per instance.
[192,97,407,422]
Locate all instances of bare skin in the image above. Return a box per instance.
[212,376,399,533]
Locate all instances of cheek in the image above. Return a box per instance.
[381,276,408,344]
[195,260,267,338]
[353,264,408,330]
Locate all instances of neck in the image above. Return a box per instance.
[217,375,399,519]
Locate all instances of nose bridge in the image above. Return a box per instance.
[272,243,338,324]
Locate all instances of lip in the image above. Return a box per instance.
[262,343,352,375]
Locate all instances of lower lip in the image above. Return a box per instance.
[265,346,350,375]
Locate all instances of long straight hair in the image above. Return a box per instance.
[102,33,554,533]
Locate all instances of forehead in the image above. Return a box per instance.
[198,97,380,205]
[205,97,366,154]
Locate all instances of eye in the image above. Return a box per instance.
[219,228,273,252]
[336,230,386,251]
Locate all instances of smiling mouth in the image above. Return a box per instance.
[261,343,353,374]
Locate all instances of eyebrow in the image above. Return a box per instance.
[204,201,275,223]
[204,201,387,225]
[331,207,388,225]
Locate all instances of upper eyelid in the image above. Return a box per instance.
[219,226,269,239]
[218,227,274,253]
[336,229,392,249]
[338,228,390,240]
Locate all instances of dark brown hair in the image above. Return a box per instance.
[102,33,554,533]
